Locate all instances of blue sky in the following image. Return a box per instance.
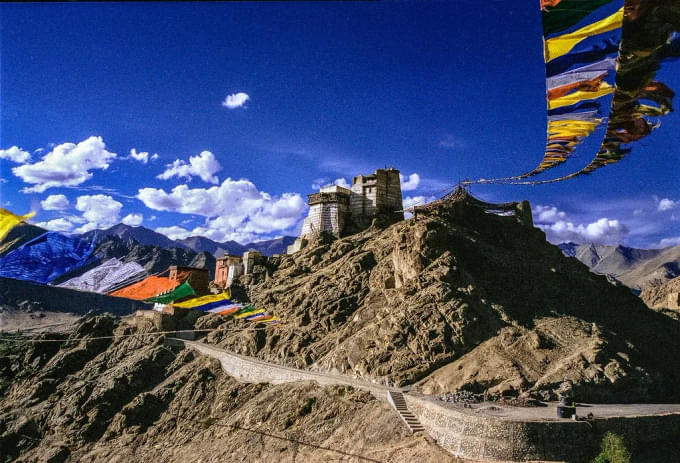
[0,2,678,247]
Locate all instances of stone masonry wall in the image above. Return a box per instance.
[177,340,680,462]
[383,169,404,220]
[177,340,392,396]
[405,394,680,462]
[302,201,348,237]
[349,169,403,222]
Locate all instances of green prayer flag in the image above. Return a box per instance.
[543,0,614,37]
[232,305,257,317]
[145,281,196,304]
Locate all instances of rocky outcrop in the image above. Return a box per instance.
[640,276,680,319]
[201,198,680,403]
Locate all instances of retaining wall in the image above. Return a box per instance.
[405,394,680,462]
[175,339,680,463]
[177,340,395,397]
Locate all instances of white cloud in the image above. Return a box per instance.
[12,136,116,193]
[312,177,330,190]
[399,173,420,191]
[0,146,31,163]
[155,226,192,240]
[657,236,680,248]
[657,198,677,212]
[403,195,436,218]
[121,213,143,226]
[533,205,567,223]
[334,178,350,189]
[74,194,123,233]
[35,218,74,233]
[222,92,250,109]
[40,194,70,211]
[157,150,222,184]
[438,134,469,150]
[138,178,307,243]
[128,148,158,164]
[403,195,436,210]
[539,218,629,245]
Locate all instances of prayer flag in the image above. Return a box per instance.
[0,209,36,241]
[545,8,624,62]
[542,0,615,36]
[145,281,196,304]
[0,231,96,284]
[235,308,265,319]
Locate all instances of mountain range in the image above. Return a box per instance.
[80,223,296,257]
[558,242,680,290]
[4,222,679,294]
[0,223,296,285]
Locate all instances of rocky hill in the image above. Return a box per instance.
[199,195,680,403]
[559,242,680,290]
[0,316,457,463]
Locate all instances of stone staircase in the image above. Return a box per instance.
[387,391,425,433]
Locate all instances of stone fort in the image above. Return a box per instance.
[287,167,404,253]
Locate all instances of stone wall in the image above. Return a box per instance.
[349,168,403,223]
[214,258,229,288]
[301,201,349,237]
[382,168,404,220]
[243,251,264,275]
[405,394,680,462]
[177,339,680,462]
[226,261,242,287]
[177,340,393,397]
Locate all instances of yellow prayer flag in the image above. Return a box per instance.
[234,308,265,319]
[548,124,600,138]
[544,8,623,62]
[548,83,614,110]
[548,119,602,130]
[0,208,36,241]
[174,291,231,309]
